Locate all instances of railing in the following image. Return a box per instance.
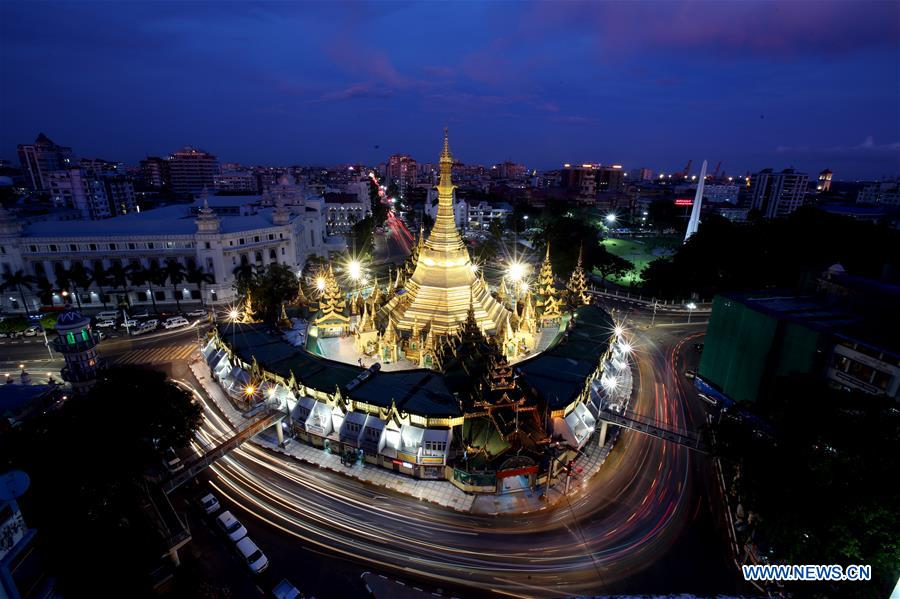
[587,288,712,312]
[161,409,284,494]
[597,407,710,453]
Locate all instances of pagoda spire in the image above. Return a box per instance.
[567,246,590,306]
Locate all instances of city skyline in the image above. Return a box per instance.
[2,1,898,179]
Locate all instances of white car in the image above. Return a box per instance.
[235,537,269,574]
[216,510,247,542]
[121,318,139,328]
[163,448,183,474]
[164,316,189,329]
[23,326,40,337]
[130,310,151,319]
[95,319,116,328]
[95,311,119,321]
[142,319,159,329]
[185,309,207,318]
[199,493,220,515]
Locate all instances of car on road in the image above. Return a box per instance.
[684,369,696,379]
[23,326,41,337]
[163,316,189,329]
[95,319,116,328]
[272,578,301,599]
[199,493,220,515]
[163,448,183,474]
[216,511,248,542]
[235,537,268,574]
[185,309,207,318]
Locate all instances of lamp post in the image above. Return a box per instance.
[651,302,660,326]
[686,301,697,324]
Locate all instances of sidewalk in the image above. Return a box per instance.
[189,360,624,516]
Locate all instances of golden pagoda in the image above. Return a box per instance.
[567,246,591,306]
[380,130,509,335]
[314,265,350,336]
[535,244,563,324]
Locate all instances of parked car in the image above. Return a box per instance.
[199,493,220,515]
[23,326,41,337]
[95,319,116,328]
[216,511,247,542]
[185,309,207,318]
[163,448,183,474]
[163,316,189,330]
[95,311,119,321]
[272,578,301,599]
[130,310,151,319]
[685,369,696,379]
[142,319,159,329]
[121,318,139,329]
[236,537,269,574]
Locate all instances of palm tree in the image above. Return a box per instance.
[163,259,187,311]
[106,262,131,308]
[185,264,215,307]
[127,264,166,314]
[232,262,258,299]
[56,262,91,309]
[34,276,55,306]
[88,264,112,309]
[0,270,37,317]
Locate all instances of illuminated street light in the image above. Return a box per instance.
[686,301,697,324]
[614,325,624,338]
[605,213,617,224]
[228,309,240,322]
[244,385,255,395]
[347,259,362,282]
[508,261,526,283]
[316,276,327,292]
[618,341,633,355]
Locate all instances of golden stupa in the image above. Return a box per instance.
[380,130,509,335]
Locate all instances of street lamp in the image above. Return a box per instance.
[228,308,240,322]
[686,301,697,324]
[347,259,362,283]
[507,260,526,283]
[605,213,617,224]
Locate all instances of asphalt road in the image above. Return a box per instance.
[174,305,739,598]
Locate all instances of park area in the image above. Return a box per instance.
[599,235,680,286]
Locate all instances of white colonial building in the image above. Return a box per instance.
[0,193,327,314]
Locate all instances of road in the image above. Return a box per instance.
[173,307,737,597]
[1,301,738,597]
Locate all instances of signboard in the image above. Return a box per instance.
[397,451,418,464]
[421,456,445,465]
[675,198,693,206]
[497,465,538,479]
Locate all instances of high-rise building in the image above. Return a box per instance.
[856,180,900,206]
[749,168,809,218]
[490,161,526,180]
[168,146,218,198]
[139,156,170,189]
[45,167,136,220]
[817,169,833,192]
[16,133,74,191]
[214,169,258,194]
[386,154,417,199]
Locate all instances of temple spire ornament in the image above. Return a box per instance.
[378,130,509,335]
[567,246,590,306]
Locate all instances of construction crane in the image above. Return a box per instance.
[711,161,722,180]
[681,159,692,179]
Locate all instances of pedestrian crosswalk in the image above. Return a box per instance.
[113,344,198,365]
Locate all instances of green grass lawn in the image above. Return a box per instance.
[599,235,680,286]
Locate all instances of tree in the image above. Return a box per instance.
[348,215,376,256]
[127,263,166,313]
[250,263,299,323]
[163,259,187,311]
[185,263,215,307]
[232,262,259,299]
[34,276,55,306]
[88,264,112,308]
[106,262,131,307]
[647,199,682,233]
[594,249,635,283]
[55,262,91,309]
[0,269,36,317]
[2,366,202,596]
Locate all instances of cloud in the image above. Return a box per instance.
[776,136,900,154]
[319,83,395,102]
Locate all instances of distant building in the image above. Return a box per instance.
[424,187,466,230]
[703,183,740,204]
[699,270,899,404]
[466,200,512,230]
[168,146,218,198]
[45,168,135,220]
[857,180,900,206]
[214,169,258,194]
[749,168,809,218]
[817,169,833,192]
[633,167,653,181]
[324,192,368,235]
[386,154,417,199]
[17,133,74,191]
[0,473,56,599]
[490,161,526,181]
[139,156,170,189]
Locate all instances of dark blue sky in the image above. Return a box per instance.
[1,1,898,179]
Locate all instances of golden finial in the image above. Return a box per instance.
[440,127,452,163]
